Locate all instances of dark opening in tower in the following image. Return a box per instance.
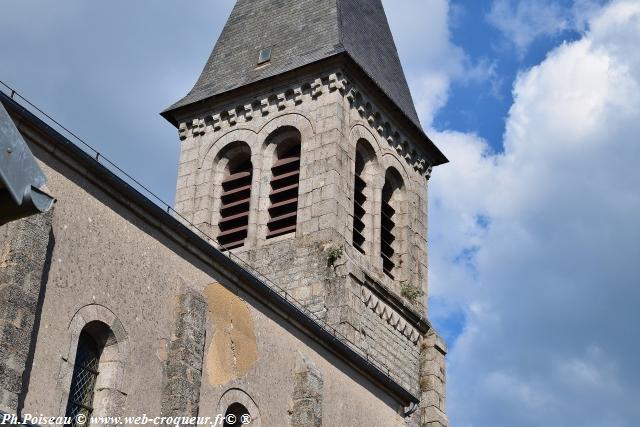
[267,136,301,239]
[353,151,367,253]
[381,184,396,278]
[381,168,403,279]
[218,153,252,249]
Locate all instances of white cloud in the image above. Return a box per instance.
[488,0,572,54]
[429,1,640,425]
[487,0,610,54]
[383,0,467,126]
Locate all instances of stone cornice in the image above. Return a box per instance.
[177,71,434,179]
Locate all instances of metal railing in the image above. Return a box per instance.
[0,80,416,397]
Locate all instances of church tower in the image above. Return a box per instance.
[163,1,449,425]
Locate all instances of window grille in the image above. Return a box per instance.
[352,152,366,253]
[64,331,100,427]
[218,156,252,250]
[267,141,300,239]
[381,183,396,279]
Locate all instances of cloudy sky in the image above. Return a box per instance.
[2,1,639,425]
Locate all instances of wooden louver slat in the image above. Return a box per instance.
[267,143,301,239]
[381,198,395,278]
[352,155,366,254]
[218,157,252,250]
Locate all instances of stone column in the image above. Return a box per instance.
[161,290,207,421]
[419,330,449,427]
[0,211,54,415]
[290,352,323,427]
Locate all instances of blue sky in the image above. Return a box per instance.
[1,1,639,426]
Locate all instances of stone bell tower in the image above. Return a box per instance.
[162,1,449,425]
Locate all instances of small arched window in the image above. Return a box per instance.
[218,152,253,249]
[267,130,301,239]
[224,402,250,426]
[381,169,404,279]
[64,330,102,426]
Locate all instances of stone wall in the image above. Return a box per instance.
[290,353,323,427]
[420,331,449,427]
[0,211,53,415]
[9,104,413,426]
[161,290,207,421]
[173,65,439,405]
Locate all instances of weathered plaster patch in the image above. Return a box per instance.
[157,338,168,362]
[204,283,258,386]
[0,243,14,269]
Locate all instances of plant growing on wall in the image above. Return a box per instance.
[400,282,424,303]
[326,246,344,267]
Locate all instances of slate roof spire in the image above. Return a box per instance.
[163,0,446,164]
[169,0,419,118]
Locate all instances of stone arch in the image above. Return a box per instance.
[257,113,315,143]
[209,141,257,250]
[58,304,129,419]
[352,138,381,257]
[381,151,424,285]
[350,123,385,161]
[381,152,413,191]
[200,128,259,170]
[380,166,408,281]
[184,129,261,242]
[254,113,316,243]
[261,126,302,241]
[217,388,262,427]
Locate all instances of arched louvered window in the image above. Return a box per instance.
[218,153,252,250]
[64,330,101,426]
[381,169,404,279]
[353,151,367,253]
[267,134,301,239]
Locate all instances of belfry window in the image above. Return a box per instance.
[352,151,367,253]
[381,169,404,279]
[352,139,377,255]
[267,134,301,239]
[218,153,253,250]
[64,330,101,426]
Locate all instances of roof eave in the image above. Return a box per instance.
[161,53,448,166]
[0,96,55,225]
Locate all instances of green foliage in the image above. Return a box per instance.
[400,282,424,303]
[326,246,344,267]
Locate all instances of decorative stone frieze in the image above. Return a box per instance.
[339,76,433,179]
[178,72,341,142]
[361,287,421,345]
[177,71,434,179]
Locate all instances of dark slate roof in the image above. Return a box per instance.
[164,0,422,129]
[0,95,55,225]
